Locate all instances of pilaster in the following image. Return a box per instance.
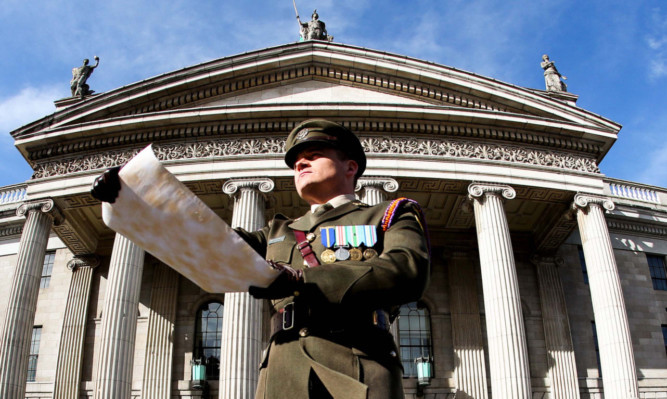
[448,251,489,399]
[468,183,532,399]
[53,255,100,399]
[0,199,59,398]
[531,255,580,399]
[94,234,145,399]
[141,262,179,399]
[219,178,273,399]
[573,193,639,399]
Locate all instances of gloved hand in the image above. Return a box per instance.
[249,260,304,299]
[91,166,121,203]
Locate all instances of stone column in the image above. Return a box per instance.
[53,255,100,399]
[0,199,59,399]
[468,183,532,399]
[356,177,398,205]
[141,262,179,399]
[219,178,274,399]
[448,251,489,399]
[532,255,580,399]
[573,194,639,399]
[94,234,145,399]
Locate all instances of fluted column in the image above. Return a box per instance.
[573,194,639,399]
[468,183,531,398]
[220,178,274,399]
[532,255,579,399]
[0,199,59,398]
[94,234,145,399]
[53,255,100,399]
[356,177,398,205]
[448,251,489,399]
[141,262,179,399]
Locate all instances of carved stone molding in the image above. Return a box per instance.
[534,209,579,253]
[0,225,23,238]
[67,254,101,271]
[468,183,516,201]
[572,193,615,212]
[355,177,399,193]
[607,219,667,237]
[222,178,275,196]
[33,136,600,180]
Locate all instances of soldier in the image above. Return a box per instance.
[91,119,430,399]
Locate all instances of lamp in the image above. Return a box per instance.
[415,356,432,397]
[191,358,207,390]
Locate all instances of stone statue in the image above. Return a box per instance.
[541,54,567,92]
[70,56,100,98]
[296,8,333,42]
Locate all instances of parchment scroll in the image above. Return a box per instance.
[101,145,278,292]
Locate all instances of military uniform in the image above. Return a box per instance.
[236,196,430,399]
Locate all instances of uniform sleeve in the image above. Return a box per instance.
[301,203,430,309]
[234,226,269,259]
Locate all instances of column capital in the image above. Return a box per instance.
[468,183,516,200]
[530,254,564,267]
[355,177,399,193]
[67,254,101,271]
[572,193,615,212]
[16,199,62,222]
[222,178,275,196]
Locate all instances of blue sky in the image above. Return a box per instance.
[1,0,666,188]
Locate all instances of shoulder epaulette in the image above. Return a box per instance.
[381,197,431,256]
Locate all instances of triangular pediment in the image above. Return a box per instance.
[199,80,429,107]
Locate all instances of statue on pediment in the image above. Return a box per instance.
[541,54,567,92]
[293,3,333,42]
[71,56,100,98]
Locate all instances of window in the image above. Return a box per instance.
[27,327,42,382]
[397,301,432,377]
[578,246,588,284]
[647,254,667,291]
[591,321,601,377]
[194,301,223,380]
[40,251,55,289]
[662,325,667,356]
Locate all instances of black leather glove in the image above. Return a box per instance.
[249,260,304,299]
[91,166,121,203]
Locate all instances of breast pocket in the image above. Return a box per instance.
[265,235,295,265]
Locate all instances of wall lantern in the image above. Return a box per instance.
[191,358,207,390]
[415,356,432,396]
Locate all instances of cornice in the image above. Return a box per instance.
[26,118,603,163]
[607,219,667,237]
[32,135,600,180]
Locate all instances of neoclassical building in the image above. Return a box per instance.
[0,40,666,399]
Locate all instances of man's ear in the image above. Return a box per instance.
[346,159,359,178]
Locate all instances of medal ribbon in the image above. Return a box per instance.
[320,227,336,248]
[335,225,347,247]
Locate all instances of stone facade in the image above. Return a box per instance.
[1,41,666,398]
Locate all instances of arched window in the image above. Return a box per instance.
[397,301,433,377]
[194,301,223,380]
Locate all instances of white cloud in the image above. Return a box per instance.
[637,142,667,188]
[0,86,60,138]
[646,7,667,79]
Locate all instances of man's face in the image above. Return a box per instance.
[293,146,357,205]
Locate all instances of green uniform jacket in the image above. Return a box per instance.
[236,199,430,399]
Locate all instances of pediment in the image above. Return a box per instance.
[198,80,429,107]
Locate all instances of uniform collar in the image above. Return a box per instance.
[310,194,356,213]
[290,199,362,231]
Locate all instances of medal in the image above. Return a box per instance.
[363,248,378,259]
[321,249,336,263]
[349,248,363,261]
[335,247,350,261]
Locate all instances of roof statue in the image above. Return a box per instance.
[541,54,567,92]
[70,56,100,98]
[293,2,333,42]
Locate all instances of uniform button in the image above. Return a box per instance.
[306,232,316,242]
[389,351,397,358]
[299,328,310,337]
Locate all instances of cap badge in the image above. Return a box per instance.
[296,128,309,140]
